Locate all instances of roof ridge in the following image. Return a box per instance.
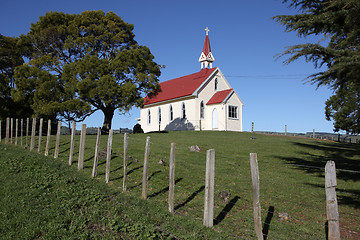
[160,68,216,84]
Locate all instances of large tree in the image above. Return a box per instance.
[274,0,360,134]
[14,11,161,130]
[0,34,33,120]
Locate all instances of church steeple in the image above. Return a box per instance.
[199,27,215,69]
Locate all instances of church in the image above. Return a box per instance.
[139,28,243,132]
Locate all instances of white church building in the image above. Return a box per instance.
[140,28,243,132]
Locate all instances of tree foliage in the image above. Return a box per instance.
[0,34,32,120]
[14,11,161,130]
[274,0,360,133]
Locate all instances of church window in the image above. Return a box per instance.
[181,103,186,119]
[228,105,238,119]
[158,107,161,123]
[169,105,173,121]
[214,78,218,91]
[147,110,151,124]
[200,101,205,119]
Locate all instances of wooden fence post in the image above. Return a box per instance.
[30,118,36,151]
[68,121,76,165]
[54,121,61,158]
[10,118,13,144]
[5,118,9,144]
[313,129,315,139]
[25,118,29,148]
[78,124,86,170]
[105,129,113,183]
[15,118,19,145]
[45,120,51,156]
[285,124,287,136]
[123,133,129,192]
[250,153,263,240]
[20,119,23,146]
[203,149,215,227]
[37,118,43,153]
[168,142,176,213]
[92,127,101,178]
[325,161,340,240]
[142,136,151,199]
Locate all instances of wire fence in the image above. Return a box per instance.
[254,130,360,144]
[1,117,360,239]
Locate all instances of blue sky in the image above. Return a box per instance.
[1,0,336,133]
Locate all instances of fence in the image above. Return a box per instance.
[1,117,359,239]
[249,122,360,143]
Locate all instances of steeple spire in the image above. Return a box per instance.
[199,27,215,69]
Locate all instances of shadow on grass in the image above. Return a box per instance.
[125,165,145,190]
[109,166,128,181]
[275,141,360,209]
[263,206,275,240]
[59,148,70,155]
[126,170,162,191]
[214,196,240,225]
[275,141,360,181]
[59,141,71,147]
[49,141,71,151]
[108,161,134,177]
[84,156,94,163]
[148,178,183,198]
[175,185,205,211]
[325,221,329,240]
[110,166,123,173]
[148,170,161,181]
[305,183,360,209]
[127,165,143,176]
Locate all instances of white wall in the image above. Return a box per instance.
[197,71,231,130]
[225,93,243,131]
[140,97,198,132]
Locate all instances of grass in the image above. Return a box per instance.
[1,131,360,239]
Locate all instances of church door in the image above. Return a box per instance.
[212,108,218,129]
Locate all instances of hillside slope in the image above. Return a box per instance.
[1,131,359,239]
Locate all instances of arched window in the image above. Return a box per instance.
[169,105,173,121]
[181,102,186,119]
[200,101,205,119]
[147,110,151,125]
[158,107,161,123]
[214,78,218,91]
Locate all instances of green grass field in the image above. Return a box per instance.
[1,131,359,239]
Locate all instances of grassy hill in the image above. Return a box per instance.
[1,131,359,239]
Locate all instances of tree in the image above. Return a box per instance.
[325,82,360,133]
[14,11,162,131]
[14,64,91,129]
[0,34,32,120]
[274,0,360,134]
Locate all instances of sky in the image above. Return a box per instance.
[0,0,337,133]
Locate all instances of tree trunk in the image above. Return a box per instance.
[101,107,115,133]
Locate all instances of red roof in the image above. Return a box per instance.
[144,68,217,105]
[206,89,233,105]
[202,35,211,56]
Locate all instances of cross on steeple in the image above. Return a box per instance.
[199,27,215,69]
[205,27,210,36]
